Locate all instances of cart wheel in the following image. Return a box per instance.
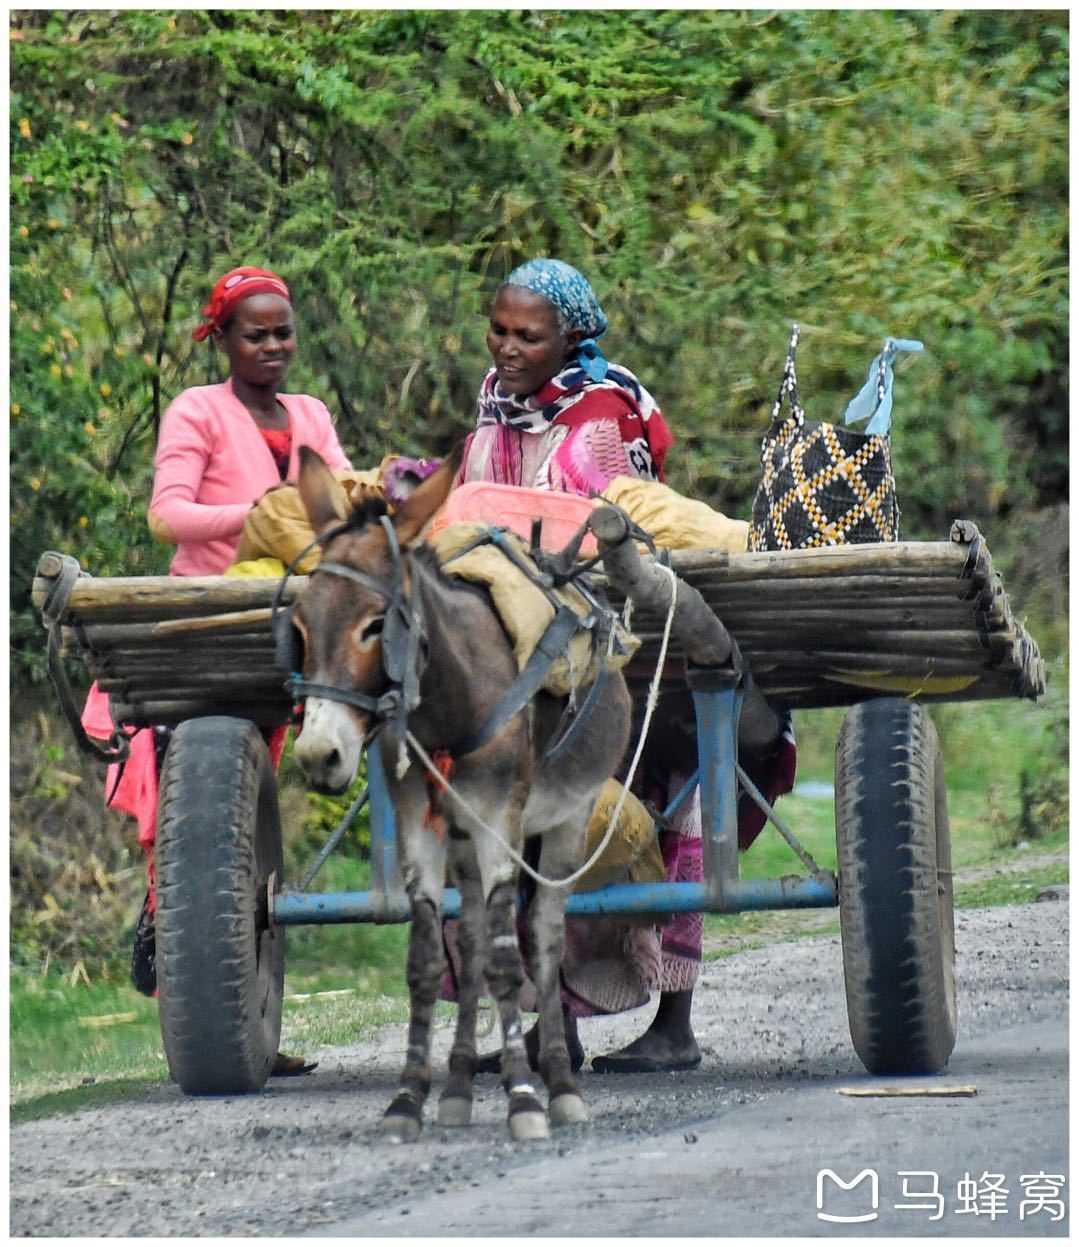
[156,716,285,1094]
[835,697,956,1075]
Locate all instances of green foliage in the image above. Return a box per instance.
[9,701,146,973]
[278,738,372,876]
[8,693,376,979]
[1006,683,1069,846]
[10,10,1067,685]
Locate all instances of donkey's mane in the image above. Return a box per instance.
[348,494,391,526]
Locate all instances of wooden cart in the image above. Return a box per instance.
[33,519,1044,1094]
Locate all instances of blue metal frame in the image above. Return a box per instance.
[274,684,837,926]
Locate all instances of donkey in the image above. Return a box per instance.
[290,446,631,1141]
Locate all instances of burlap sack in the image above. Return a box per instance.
[572,779,666,893]
[602,476,748,553]
[235,467,385,573]
[427,522,638,696]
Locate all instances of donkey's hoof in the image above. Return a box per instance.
[380,1113,422,1144]
[509,1110,550,1142]
[508,1086,550,1141]
[381,1093,423,1144]
[437,1096,473,1127]
[548,1092,588,1126]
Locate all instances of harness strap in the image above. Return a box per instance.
[453,604,581,758]
[483,528,566,612]
[285,675,395,717]
[315,559,396,602]
[541,641,609,767]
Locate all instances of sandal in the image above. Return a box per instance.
[591,1037,701,1074]
[271,1052,318,1077]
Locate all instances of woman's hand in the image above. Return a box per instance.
[255,481,290,505]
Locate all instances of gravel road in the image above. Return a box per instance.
[10,897,1068,1238]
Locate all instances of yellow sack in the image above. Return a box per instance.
[573,779,666,893]
[223,556,287,579]
[602,476,749,553]
[427,522,638,697]
[235,459,399,573]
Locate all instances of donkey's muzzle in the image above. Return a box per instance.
[293,697,365,795]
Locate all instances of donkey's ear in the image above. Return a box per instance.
[297,445,351,532]
[392,443,465,547]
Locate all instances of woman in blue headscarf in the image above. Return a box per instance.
[451,259,710,1074]
[458,258,674,495]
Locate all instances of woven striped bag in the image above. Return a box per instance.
[748,325,900,551]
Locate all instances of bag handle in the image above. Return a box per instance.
[771,323,806,426]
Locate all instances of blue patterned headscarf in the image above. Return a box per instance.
[504,258,610,381]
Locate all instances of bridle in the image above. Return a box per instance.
[274,513,427,747]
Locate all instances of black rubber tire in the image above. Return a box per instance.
[156,716,285,1094]
[835,697,957,1075]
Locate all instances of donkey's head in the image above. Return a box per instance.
[290,445,461,793]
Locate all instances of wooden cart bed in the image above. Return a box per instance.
[32,520,1044,729]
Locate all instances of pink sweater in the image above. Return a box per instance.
[149,379,352,575]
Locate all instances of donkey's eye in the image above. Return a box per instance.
[354,615,385,650]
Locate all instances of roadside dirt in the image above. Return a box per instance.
[9,896,1068,1237]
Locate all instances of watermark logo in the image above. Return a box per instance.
[816,1168,879,1223]
[816,1169,1066,1223]
[895,1171,944,1220]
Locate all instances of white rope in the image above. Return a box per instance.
[404,563,681,890]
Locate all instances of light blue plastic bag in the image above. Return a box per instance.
[843,338,924,436]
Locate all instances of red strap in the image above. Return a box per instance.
[423,749,455,839]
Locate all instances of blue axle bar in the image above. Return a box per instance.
[274,874,837,926]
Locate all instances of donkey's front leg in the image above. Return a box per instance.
[484,871,550,1142]
[437,836,486,1127]
[381,827,447,1144]
[471,780,548,1141]
[530,820,589,1126]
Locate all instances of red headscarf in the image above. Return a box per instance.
[191,266,291,341]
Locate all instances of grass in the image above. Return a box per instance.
[10,852,414,1119]
[9,979,419,1125]
[11,676,1067,1120]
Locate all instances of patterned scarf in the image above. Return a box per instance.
[475,361,674,480]
[504,257,610,381]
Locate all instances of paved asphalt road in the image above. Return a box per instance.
[10,901,1068,1238]
[325,1017,1067,1238]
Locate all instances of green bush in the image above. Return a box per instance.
[1008,686,1069,847]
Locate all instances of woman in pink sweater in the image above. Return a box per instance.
[88,267,351,1072]
[149,266,351,573]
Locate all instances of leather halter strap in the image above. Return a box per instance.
[286,515,425,733]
